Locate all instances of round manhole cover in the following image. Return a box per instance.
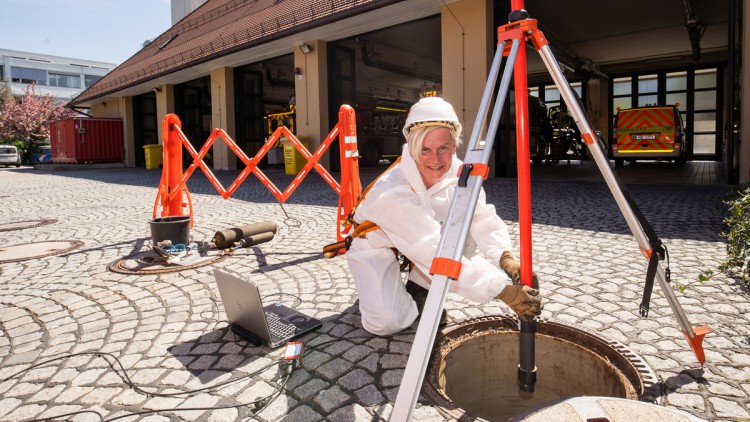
[0,240,83,263]
[0,219,57,232]
[108,243,229,274]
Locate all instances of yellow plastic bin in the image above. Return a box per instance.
[281,136,310,175]
[143,144,163,169]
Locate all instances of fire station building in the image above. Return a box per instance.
[69,0,749,184]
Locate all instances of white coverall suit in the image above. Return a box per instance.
[346,145,514,336]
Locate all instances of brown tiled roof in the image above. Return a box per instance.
[71,0,403,106]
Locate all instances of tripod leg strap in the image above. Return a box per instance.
[639,250,659,317]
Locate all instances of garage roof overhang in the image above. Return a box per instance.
[70,0,456,108]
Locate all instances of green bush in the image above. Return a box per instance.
[696,183,750,289]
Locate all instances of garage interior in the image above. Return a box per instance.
[117,0,737,183]
[312,0,732,179]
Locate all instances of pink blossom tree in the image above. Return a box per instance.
[0,84,75,162]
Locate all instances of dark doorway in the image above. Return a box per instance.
[235,68,265,168]
[175,77,212,166]
[133,92,157,168]
[328,44,356,173]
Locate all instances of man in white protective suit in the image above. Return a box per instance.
[346,97,543,336]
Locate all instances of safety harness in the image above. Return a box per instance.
[322,158,407,270]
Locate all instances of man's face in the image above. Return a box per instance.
[416,128,456,189]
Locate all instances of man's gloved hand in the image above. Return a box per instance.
[500,251,521,281]
[499,251,539,288]
[496,284,543,322]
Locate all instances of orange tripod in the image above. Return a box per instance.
[391,2,710,420]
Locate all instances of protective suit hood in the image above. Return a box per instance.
[399,144,461,194]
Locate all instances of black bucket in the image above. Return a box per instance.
[149,216,192,245]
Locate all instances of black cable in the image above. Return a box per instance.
[277,203,301,227]
[261,292,302,308]
[16,355,294,422]
[5,320,413,421]
[105,365,293,422]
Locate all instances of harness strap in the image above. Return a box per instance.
[322,220,380,258]
[612,175,670,317]
[323,157,401,258]
[321,156,413,273]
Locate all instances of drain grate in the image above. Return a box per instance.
[0,219,57,232]
[0,240,83,263]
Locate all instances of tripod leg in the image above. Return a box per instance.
[510,5,538,394]
[390,38,521,421]
[536,43,710,365]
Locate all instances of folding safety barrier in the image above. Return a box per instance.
[153,105,362,242]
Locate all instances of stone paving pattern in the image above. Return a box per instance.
[0,165,747,421]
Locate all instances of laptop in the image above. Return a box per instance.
[214,269,323,348]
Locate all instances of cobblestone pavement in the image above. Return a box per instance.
[0,165,747,421]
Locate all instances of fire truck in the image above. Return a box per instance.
[354,95,410,166]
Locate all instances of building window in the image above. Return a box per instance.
[84,74,102,88]
[609,67,721,159]
[692,68,718,155]
[10,66,46,85]
[49,72,81,88]
[612,76,632,114]
[530,82,582,111]
[665,71,688,109]
[637,74,658,106]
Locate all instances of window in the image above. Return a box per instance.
[49,72,81,88]
[637,74,657,106]
[612,76,632,116]
[84,74,102,88]
[10,66,46,85]
[610,67,721,159]
[533,82,581,110]
[692,68,718,156]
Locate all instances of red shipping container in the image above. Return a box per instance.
[50,118,123,163]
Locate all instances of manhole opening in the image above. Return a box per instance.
[425,316,658,421]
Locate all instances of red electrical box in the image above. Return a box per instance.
[50,118,123,164]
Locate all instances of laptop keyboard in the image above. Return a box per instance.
[265,311,298,339]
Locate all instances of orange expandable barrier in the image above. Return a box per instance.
[153,105,362,242]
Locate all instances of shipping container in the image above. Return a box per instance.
[50,118,123,164]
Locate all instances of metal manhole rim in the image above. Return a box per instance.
[0,218,58,232]
[422,314,661,421]
[0,239,84,263]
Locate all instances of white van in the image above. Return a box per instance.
[0,145,21,167]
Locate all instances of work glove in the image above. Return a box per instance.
[496,284,543,322]
[499,251,539,288]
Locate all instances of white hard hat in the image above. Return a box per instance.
[402,97,462,138]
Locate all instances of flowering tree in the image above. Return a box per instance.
[0,84,75,162]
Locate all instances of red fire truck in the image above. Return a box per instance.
[355,95,410,166]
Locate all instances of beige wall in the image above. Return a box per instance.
[586,78,609,135]
[155,85,175,146]
[120,97,135,167]
[210,67,237,170]
[294,40,329,168]
[441,0,493,170]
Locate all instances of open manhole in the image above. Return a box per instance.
[0,219,57,232]
[0,240,83,263]
[424,315,659,421]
